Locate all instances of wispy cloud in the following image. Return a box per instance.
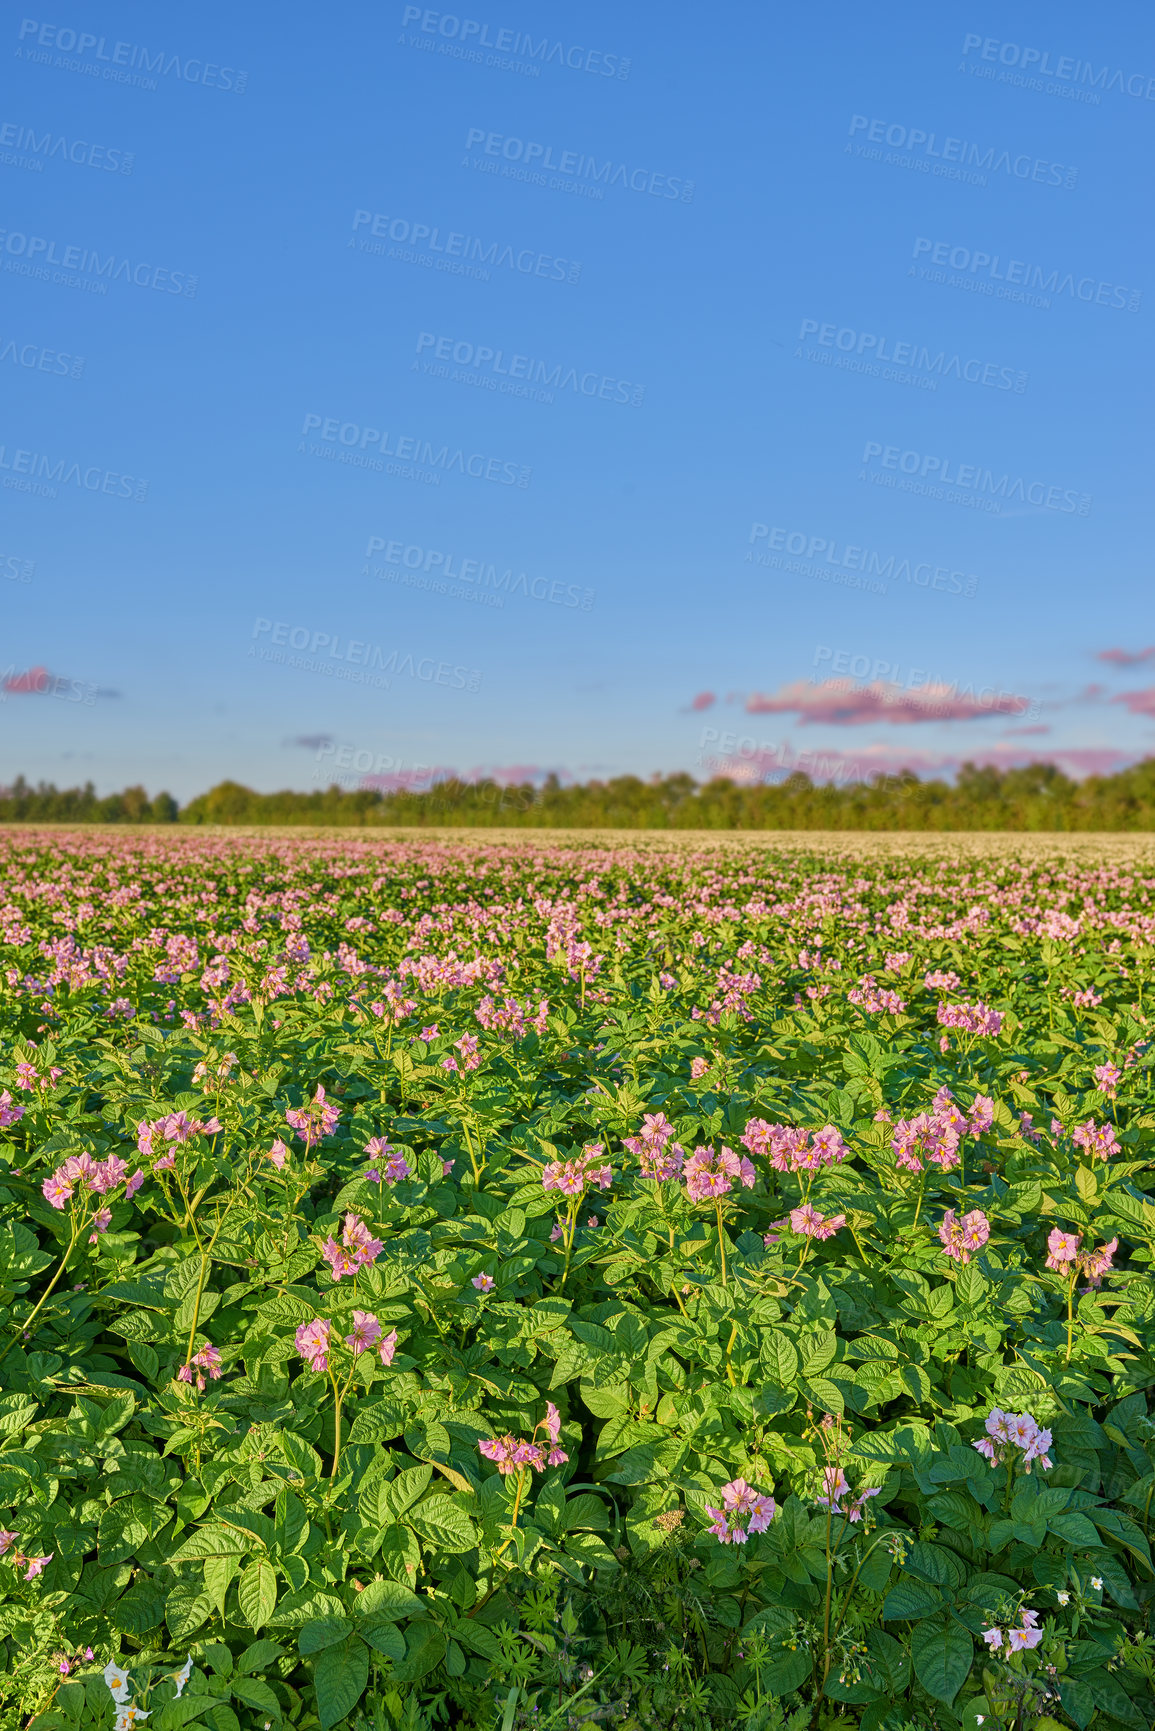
[741,678,1029,726]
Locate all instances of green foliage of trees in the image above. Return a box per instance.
[5,759,1155,828]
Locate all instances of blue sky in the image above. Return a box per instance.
[2,0,1153,798]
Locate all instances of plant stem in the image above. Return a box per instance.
[714,1201,728,1288]
[0,1220,80,1368]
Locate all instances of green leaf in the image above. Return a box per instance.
[762,1332,799,1383]
[762,1646,811,1696]
[379,1464,433,1522]
[407,1494,477,1553]
[360,1622,405,1662]
[312,1636,369,1731]
[299,1618,351,1656]
[229,1679,280,1718]
[955,1263,988,1307]
[882,1577,942,1620]
[910,1617,972,1704]
[165,1583,214,1642]
[237,1558,277,1631]
[355,1578,425,1620]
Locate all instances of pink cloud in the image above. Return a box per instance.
[4,665,56,694]
[1112,688,1155,717]
[1098,647,1155,666]
[688,691,716,712]
[700,741,1136,786]
[1003,725,1050,736]
[743,678,1029,726]
[360,767,455,792]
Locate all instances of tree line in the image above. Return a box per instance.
[3,760,1155,828]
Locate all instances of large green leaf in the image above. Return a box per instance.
[237,1558,277,1631]
[312,1636,369,1731]
[910,1617,973,1704]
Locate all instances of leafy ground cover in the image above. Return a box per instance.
[1,833,1154,1731]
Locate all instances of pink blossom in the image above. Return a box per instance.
[936,1000,1003,1037]
[378,1329,398,1366]
[683,1144,755,1202]
[1072,1119,1120,1160]
[789,1204,845,1240]
[22,1554,52,1580]
[690,1057,710,1080]
[1081,1237,1118,1286]
[266,1139,290,1169]
[471,1272,495,1291]
[815,1466,850,1511]
[42,1174,73,1208]
[285,1085,341,1146]
[0,1091,25,1127]
[542,1146,613,1195]
[938,1209,990,1264]
[1045,1229,1080,1272]
[705,1477,778,1544]
[344,1311,382,1353]
[1093,1062,1121,1096]
[295,1318,331,1373]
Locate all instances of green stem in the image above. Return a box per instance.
[1065,1268,1076,1365]
[0,1220,80,1368]
[715,1201,728,1288]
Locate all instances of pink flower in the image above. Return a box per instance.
[705,1478,778,1544]
[542,1146,613,1196]
[690,1057,710,1080]
[266,1139,290,1169]
[936,1001,1003,1037]
[471,1272,495,1291]
[1072,1119,1120,1160]
[22,1554,51,1580]
[1093,1062,1121,1096]
[683,1144,755,1203]
[41,1174,73,1209]
[789,1204,845,1241]
[378,1329,398,1366]
[455,1034,481,1070]
[0,1531,16,1554]
[285,1085,341,1146]
[321,1212,383,1279]
[124,1169,143,1200]
[295,1318,331,1373]
[344,1311,382,1353]
[982,1626,1003,1650]
[1080,1236,1118,1286]
[0,1091,25,1127]
[815,1467,850,1511]
[420,1025,440,1041]
[1045,1229,1080,1272]
[938,1209,990,1264]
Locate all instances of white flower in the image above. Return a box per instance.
[115,1709,150,1731]
[1091,1576,1103,1590]
[171,1657,193,1699]
[1056,1590,1071,1606]
[103,1663,131,1704]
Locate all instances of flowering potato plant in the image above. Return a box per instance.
[0,834,1153,1731]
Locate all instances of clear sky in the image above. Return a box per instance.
[2,0,1154,798]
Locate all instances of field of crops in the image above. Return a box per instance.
[2,831,1155,1731]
